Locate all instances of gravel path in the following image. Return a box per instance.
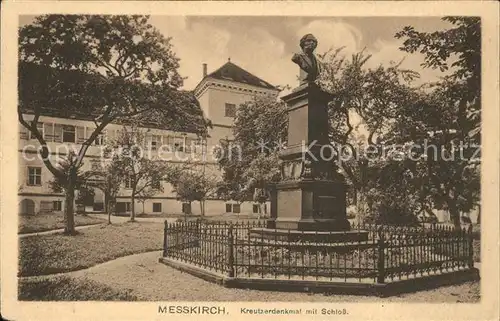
[22,250,479,302]
[87,214,177,224]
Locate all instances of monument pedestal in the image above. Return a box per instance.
[251,82,367,242]
[268,180,350,232]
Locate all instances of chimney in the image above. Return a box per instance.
[202,63,207,78]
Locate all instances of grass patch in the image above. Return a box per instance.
[19,276,137,301]
[19,222,164,277]
[19,213,105,234]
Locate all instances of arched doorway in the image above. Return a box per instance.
[20,199,36,215]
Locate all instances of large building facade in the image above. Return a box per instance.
[18,60,279,216]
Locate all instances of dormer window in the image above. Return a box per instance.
[225,103,236,118]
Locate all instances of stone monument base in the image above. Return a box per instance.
[249,228,369,243]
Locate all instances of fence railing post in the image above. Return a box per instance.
[195,219,200,247]
[163,221,168,257]
[377,226,385,283]
[227,223,235,277]
[467,224,474,269]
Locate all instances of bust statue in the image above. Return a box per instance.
[292,34,320,85]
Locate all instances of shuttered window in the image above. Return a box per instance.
[76,126,86,144]
[53,124,63,142]
[62,125,76,143]
[44,123,55,142]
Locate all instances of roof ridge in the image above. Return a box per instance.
[204,60,277,90]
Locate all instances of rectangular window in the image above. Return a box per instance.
[194,138,205,154]
[53,201,62,211]
[116,202,126,213]
[153,203,162,213]
[151,135,161,150]
[225,103,236,117]
[225,203,232,213]
[28,122,44,140]
[163,135,172,148]
[40,201,52,212]
[62,125,76,143]
[232,203,241,214]
[94,133,105,145]
[125,177,133,189]
[253,204,260,214]
[173,137,184,152]
[184,138,194,153]
[182,203,191,214]
[125,202,132,212]
[27,167,42,186]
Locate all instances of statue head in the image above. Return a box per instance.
[299,34,318,55]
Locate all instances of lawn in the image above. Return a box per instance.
[19,221,164,277]
[19,275,138,301]
[19,213,106,234]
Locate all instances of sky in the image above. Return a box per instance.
[147,16,454,90]
[19,15,454,91]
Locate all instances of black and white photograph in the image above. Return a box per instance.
[1,1,499,320]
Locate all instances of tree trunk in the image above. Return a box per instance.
[355,188,367,225]
[64,183,76,235]
[107,199,114,224]
[199,200,205,216]
[130,190,136,222]
[104,192,109,213]
[448,199,461,230]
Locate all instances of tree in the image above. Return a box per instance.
[394,17,481,228]
[109,127,176,221]
[216,94,287,207]
[48,151,96,222]
[217,51,421,224]
[88,157,124,224]
[171,169,219,217]
[316,47,421,224]
[19,15,207,234]
[244,152,282,218]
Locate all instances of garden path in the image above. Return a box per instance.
[19,250,481,302]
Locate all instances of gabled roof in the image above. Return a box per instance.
[204,61,278,91]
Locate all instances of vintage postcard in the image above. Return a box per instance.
[1,1,499,320]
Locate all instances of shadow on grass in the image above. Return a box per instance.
[19,276,138,301]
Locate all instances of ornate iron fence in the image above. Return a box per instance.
[163,220,474,283]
